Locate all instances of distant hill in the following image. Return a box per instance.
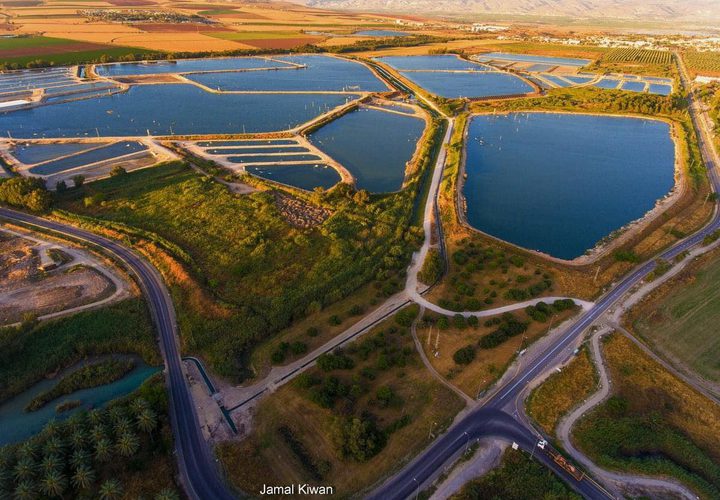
[299,0,720,24]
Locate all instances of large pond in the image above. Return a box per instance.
[376,55,533,99]
[0,85,357,138]
[0,358,159,445]
[463,113,675,260]
[187,55,388,92]
[310,107,425,192]
[95,57,293,76]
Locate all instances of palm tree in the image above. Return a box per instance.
[16,442,37,462]
[90,424,107,444]
[94,438,112,463]
[0,447,16,491]
[13,480,36,500]
[70,430,86,452]
[108,406,126,426]
[12,456,35,483]
[70,449,90,469]
[41,420,60,439]
[155,488,180,500]
[71,464,95,491]
[136,408,157,434]
[116,432,140,458]
[130,398,149,416]
[98,479,122,500]
[113,417,132,437]
[40,470,67,498]
[40,454,63,476]
[42,437,64,457]
[88,409,105,428]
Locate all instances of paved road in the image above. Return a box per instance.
[371,55,720,500]
[0,208,235,500]
[368,408,611,500]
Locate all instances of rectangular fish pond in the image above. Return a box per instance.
[246,163,341,191]
[0,85,358,138]
[376,55,533,99]
[187,55,388,92]
[462,112,675,260]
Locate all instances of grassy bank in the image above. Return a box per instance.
[0,299,159,404]
[451,448,581,500]
[57,160,424,382]
[573,334,720,498]
[26,359,136,412]
[526,347,598,437]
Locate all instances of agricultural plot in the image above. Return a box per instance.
[602,48,673,65]
[684,51,720,77]
[0,35,155,69]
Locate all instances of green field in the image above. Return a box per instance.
[58,161,424,381]
[632,252,720,382]
[0,36,159,69]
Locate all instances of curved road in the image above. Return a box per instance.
[0,208,235,500]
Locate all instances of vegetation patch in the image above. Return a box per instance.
[0,376,179,499]
[57,160,426,382]
[218,315,463,496]
[573,334,720,498]
[418,303,578,398]
[451,448,580,500]
[526,347,597,436]
[628,245,720,382]
[683,51,720,77]
[26,359,136,412]
[0,299,159,404]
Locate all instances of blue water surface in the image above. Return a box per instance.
[463,113,675,259]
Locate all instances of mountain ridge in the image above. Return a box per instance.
[299,0,720,23]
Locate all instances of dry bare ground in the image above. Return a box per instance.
[0,228,132,325]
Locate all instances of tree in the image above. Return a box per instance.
[40,470,67,498]
[12,457,35,483]
[94,439,112,463]
[55,180,67,192]
[40,454,63,476]
[110,165,127,177]
[70,449,90,469]
[98,479,123,500]
[136,408,157,434]
[155,489,180,500]
[453,345,476,365]
[0,177,52,212]
[334,416,385,462]
[116,432,139,457]
[71,175,85,188]
[71,464,95,491]
[13,481,36,500]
